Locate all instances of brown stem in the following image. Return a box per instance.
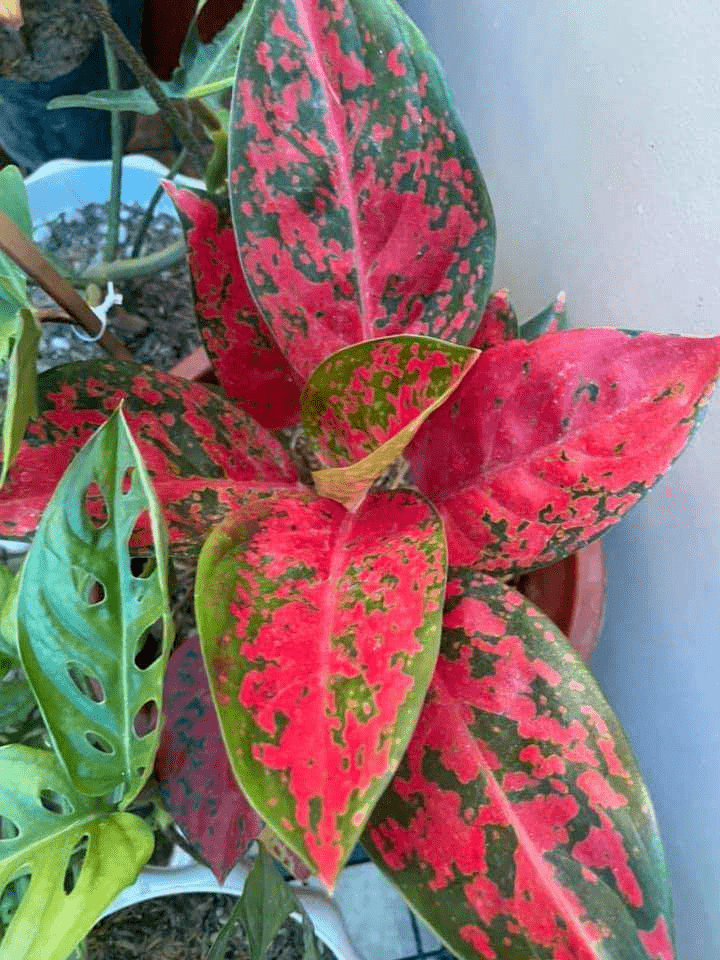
[0,211,132,362]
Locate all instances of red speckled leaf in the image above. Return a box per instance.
[229,0,495,380]
[303,335,477,505]
[0,361,297,552]
[406,329,720,575]
[155,634,263,882]
[469,289,518,351]
[258,826,312,882]
[164,184,303,430]
[194,486,446,889]
[520,291,568,341]
[364,570,675,960]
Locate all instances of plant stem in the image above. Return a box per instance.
[0,212,132,362]
[82,0,208,175]
[102,31,123,263]
[82,239,186,283]
[131,149,187,259]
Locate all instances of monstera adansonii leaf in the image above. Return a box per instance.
[0,746,153,960]
[195,486,446,889]
[15,407,173,802]
[363,570,676,960]
[229,0,495,379]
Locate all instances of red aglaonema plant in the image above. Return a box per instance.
[0,2,718,959]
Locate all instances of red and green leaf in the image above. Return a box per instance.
[520,291,568,341]
[364,570,675,960]
[406,329,720,574]
[0,361,297,551]
[164,184,303,430]
[195,486,446,889]
[155,634,263,882]
[303,335,478,506]
[469,289,518,351]
[229,0,495,380]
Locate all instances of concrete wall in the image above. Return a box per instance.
[404,2,720,955]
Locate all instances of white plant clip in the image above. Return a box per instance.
[74,282,123,343]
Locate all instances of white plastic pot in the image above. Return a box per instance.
[101,855,366,960]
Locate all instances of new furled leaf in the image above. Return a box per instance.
[196,486,446,888]
[16,407,173,802]
[230,0,495,379]
[165,184,303,429]
[520,291,568,340]
[303,335,478,506]
[468,289,518,351]
[364,570,675,960]
[406,329,720,574]
[1,308,40,486]
[0,746,153,960]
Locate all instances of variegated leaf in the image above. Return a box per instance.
[406,329,720,574]
[364,570,675,960]
[155,634,263,882]
[0,361,297,550]
[164,184,303,429]
[195,487,446,888]
[520,291,568,341]
[230,0,495,380]
[469,289,518,351]
[303,335,478,506]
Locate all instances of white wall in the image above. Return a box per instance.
[404,2,720,956]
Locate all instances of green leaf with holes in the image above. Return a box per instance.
[0,745,153,960]
[16,407,173,803]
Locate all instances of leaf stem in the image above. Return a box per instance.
[102,30,123,264]
[131,150,187,259]
[82,239,186,283]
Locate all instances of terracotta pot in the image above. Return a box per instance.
[516,539,606,663]
[169,344,217,384]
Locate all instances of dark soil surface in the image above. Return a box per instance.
[0,0,98,81]
[23,197,201,382]
[89,894,336,960]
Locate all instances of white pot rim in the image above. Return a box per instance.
[102,860,366,960]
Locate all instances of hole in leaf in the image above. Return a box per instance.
[85,579,106,605]
[133,700,158,738]
[130,554,156,579]
[129,509,154,560]
[67,664,104,703]
[85,731,114,755]
[0,816,19,839]
[0,872,30,917]
[84,481,109,529]
[137,766,146,779]
[63,835,88,895]
[121,467,135,495]
[135,619,164,670]
[39,789,72,815]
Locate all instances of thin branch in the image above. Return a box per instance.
[82,0,208,175]
[102,30,123,263]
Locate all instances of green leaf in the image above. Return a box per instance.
[196,487,446,888]
[0,677,35,731]
[208,848,298,960]
[47,5,250,116]
[1,308,40,487]
[16,407,173,803]
[363,571,676,960]
[0,167,32,311]
[302,335,478,507]
[519,290,568,340]
[0,561,21,665]
[0,745,153,960]
[47,90,158,116]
